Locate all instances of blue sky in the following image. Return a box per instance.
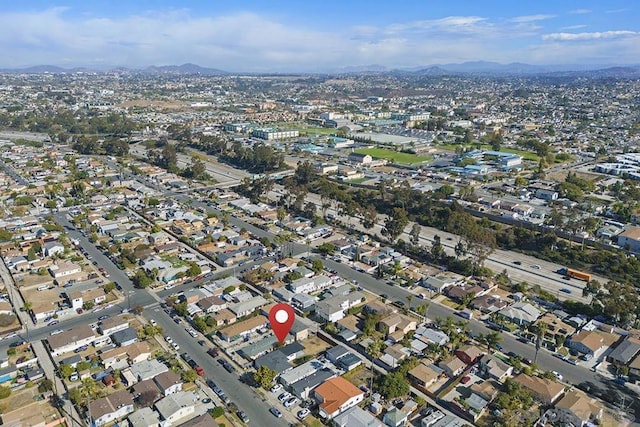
[1,1,639,71]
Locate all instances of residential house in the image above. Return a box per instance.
[455,344,484,365]
[617,226,640,253]
[408,361,440,389]
[111,327,138,347]
[471,295,508,313]
[99,314,130,336]
[196,295,227,314]
[314,376,365,419]
[128,407,161,427]
[228,296,267,317]
[154,370,183,396]
[515,374,564,404]
[47,324,95,356]
[378,314,416,338]
[333,405,384,427]
[316,292,365,322]
[88,389,134,426]
[212,309,236,327]
[534,313,576,349]
[178,413,220,427]
[127,359,169,383]
[380,344,409,369]
[551,391,603,427]
[477,355,513,382]
[383,407,408,427]
[567,330,605,356]
[439,356,466,378]
[155,391,196,426]
[290,369,336,399]
[497,302,542,326]
[131,379,161,406]
[43,241,64,257]
[48,261,81,279]
[218,315,268,342]
[607,336,640,366]
[100,347,129,370]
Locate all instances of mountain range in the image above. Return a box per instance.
[1,61,640,77]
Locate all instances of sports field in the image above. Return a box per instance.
[354,147,431,165]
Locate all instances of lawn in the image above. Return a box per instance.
[354,147,431,165]
[438,143,540,161]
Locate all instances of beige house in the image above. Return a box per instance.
[515,374,564,404]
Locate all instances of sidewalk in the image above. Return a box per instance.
[32,340,84,427]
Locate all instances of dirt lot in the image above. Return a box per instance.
[0,386,60,423]
[21,286,62,307]
[302,335,331,357]
[15,272,52,290]
[343,365,375,389]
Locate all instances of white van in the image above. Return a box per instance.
[37,285,49,291]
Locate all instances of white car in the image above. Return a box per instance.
[50,329,63,336]
[172,342,180,351]
[165,336,173,343]
[284,397,299,408]
[531,264,541,269]
[297,409,310,419]
[552,371,563,381]
[150,319,157,326]
[270,384,283,393]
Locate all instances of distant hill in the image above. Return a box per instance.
[1,62,639,77]
[142,63,228,75]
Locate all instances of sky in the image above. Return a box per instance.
[1,0,639,72]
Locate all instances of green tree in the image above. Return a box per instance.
[311,259,324,274]
[253,366,277,389]
[103,282,116,293]
[187,262,202,277]
[38,378,54,393]
[209,406,225,418]
[379,372,409,398]
[382,207,409,242]
[181,369,198,383]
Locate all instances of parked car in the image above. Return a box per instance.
[297,409,310,419]
[284,397,299,408]
[270,384,283,393]
[237,411,250,423]
[278,392,292,402]
[172,342,180,351]
[47,320,59,326]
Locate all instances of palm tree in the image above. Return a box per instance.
[406,295,413,310]
[415,302,430,322]
[533,322,548,363]
[483,331,503,353]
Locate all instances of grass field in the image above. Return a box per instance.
[354,147,431,165]
[438,143,540,161]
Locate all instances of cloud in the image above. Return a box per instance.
[0,7,638,70]
[542,30,640,41]
[509,14,556,23]
[606,8,628,14]
[560,25,587,30]
[569,9,591,15]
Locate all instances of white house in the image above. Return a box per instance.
[155,391,196,426]
[89,390,134,426]
[47,324,96,356]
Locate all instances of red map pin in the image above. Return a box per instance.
[269,303,295,344]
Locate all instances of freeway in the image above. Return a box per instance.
[268,186,596,303]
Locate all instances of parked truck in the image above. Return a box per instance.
[558,267,591,282]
